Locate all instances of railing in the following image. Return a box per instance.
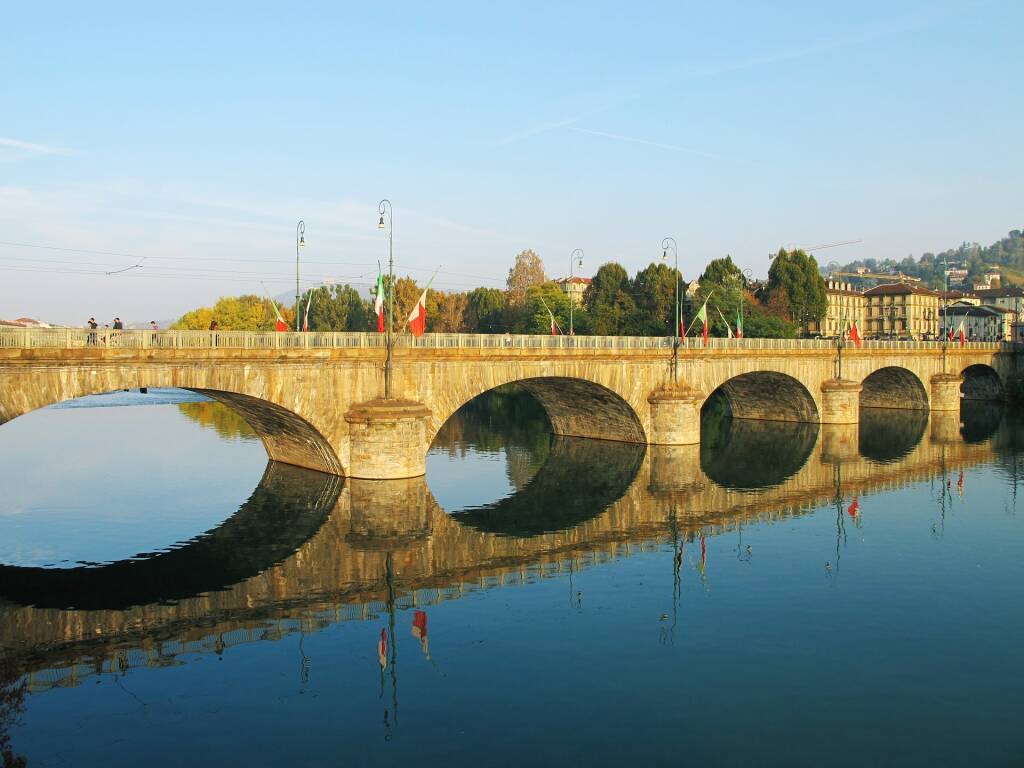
[0,327,1009,352]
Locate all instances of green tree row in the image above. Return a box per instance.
[170,247,828,337]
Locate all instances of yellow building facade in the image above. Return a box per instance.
[863,283,940,339]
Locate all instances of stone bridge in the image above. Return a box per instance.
[0,410,1017,688]
[0,329,1017,478]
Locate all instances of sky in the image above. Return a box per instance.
[1,0,1022,325]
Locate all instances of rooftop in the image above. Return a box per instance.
[863,283,941,297]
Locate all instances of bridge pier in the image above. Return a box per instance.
[929,374,963,412]
[820,378,862,424]
[345,399,433,479]
[647,385,705,445]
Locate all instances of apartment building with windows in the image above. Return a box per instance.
[863,283,941,339]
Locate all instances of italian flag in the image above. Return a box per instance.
[408,289,428,337]
[735,306,743,339]
[302,292,312,332]
[407,270,438,338]
[957,320,966,345]
[694,299,709,347]
[374,270,385,333]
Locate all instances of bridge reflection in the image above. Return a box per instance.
[0,463,340,610]
[0,405,1018,692]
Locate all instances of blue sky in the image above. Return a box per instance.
[1,1,1021,325]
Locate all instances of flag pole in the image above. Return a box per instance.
[537,294,564,335]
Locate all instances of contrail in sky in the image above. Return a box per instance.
[0,137,71,155]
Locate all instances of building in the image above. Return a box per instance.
[941,303,1016,341]
[974,285,1024,313]
[938,290,980,306]
[806,280,865,337]
[863,283,941,339]
[555,276,591,308]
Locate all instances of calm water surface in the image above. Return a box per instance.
[0,387,1022,766]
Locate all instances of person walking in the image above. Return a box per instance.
[111,317,123,347]
[209,319,219,348]
[86,317,98,346]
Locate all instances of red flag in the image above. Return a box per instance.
[549,307,558,336]
[407,288,428,337]
[958,321,966,345]
[849,321,862,348]
[275,318,288,332]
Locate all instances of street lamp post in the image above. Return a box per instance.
[661,237,680,384]
[569,248,584,336]
[295,220,306,332]
[941,255,949,372]
[378,200,394,399]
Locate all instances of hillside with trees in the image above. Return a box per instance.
[821,229,1024,289]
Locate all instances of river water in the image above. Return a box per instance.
[0,387,1021,766]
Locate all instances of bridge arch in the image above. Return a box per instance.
[960,364,1003,401]
[0,380,344,475]
[860,367,929,410]
[428,375,647,447]
[705,371,819,423]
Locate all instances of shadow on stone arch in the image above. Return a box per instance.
[0,462,341,610]
[700,390,818,489]
[960,364,1004,402]
[860,367,928,410]
[858,408,927,462]
[708,371,819,423]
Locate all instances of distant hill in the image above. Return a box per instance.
[821,229,1024,290]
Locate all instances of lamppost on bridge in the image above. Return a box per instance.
[569,248,584,336]
[378,200,395,399]
[661,237,680,384]
[295,220,306,332]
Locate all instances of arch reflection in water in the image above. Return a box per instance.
[859,408,928,462]
[959,401,1004,444]
[700,391,818,489]
[446,436,646,536]
[0,462,341,610]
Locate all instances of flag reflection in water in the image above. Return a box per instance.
[412,610,431,661]
[378,628,388,670]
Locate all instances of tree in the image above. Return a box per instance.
[301,284,371,331]
[521,282,576,334]
[427,291,469,332]
[465,287,506,332]
[742,304,798,338]
[695,255,747,336]
[171,295,292,331]
[766,249,827,331]
[506,249,546,305]
[584,262,638,335]
[632,262,681,336]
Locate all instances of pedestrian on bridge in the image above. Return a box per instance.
[86,317,98,346]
